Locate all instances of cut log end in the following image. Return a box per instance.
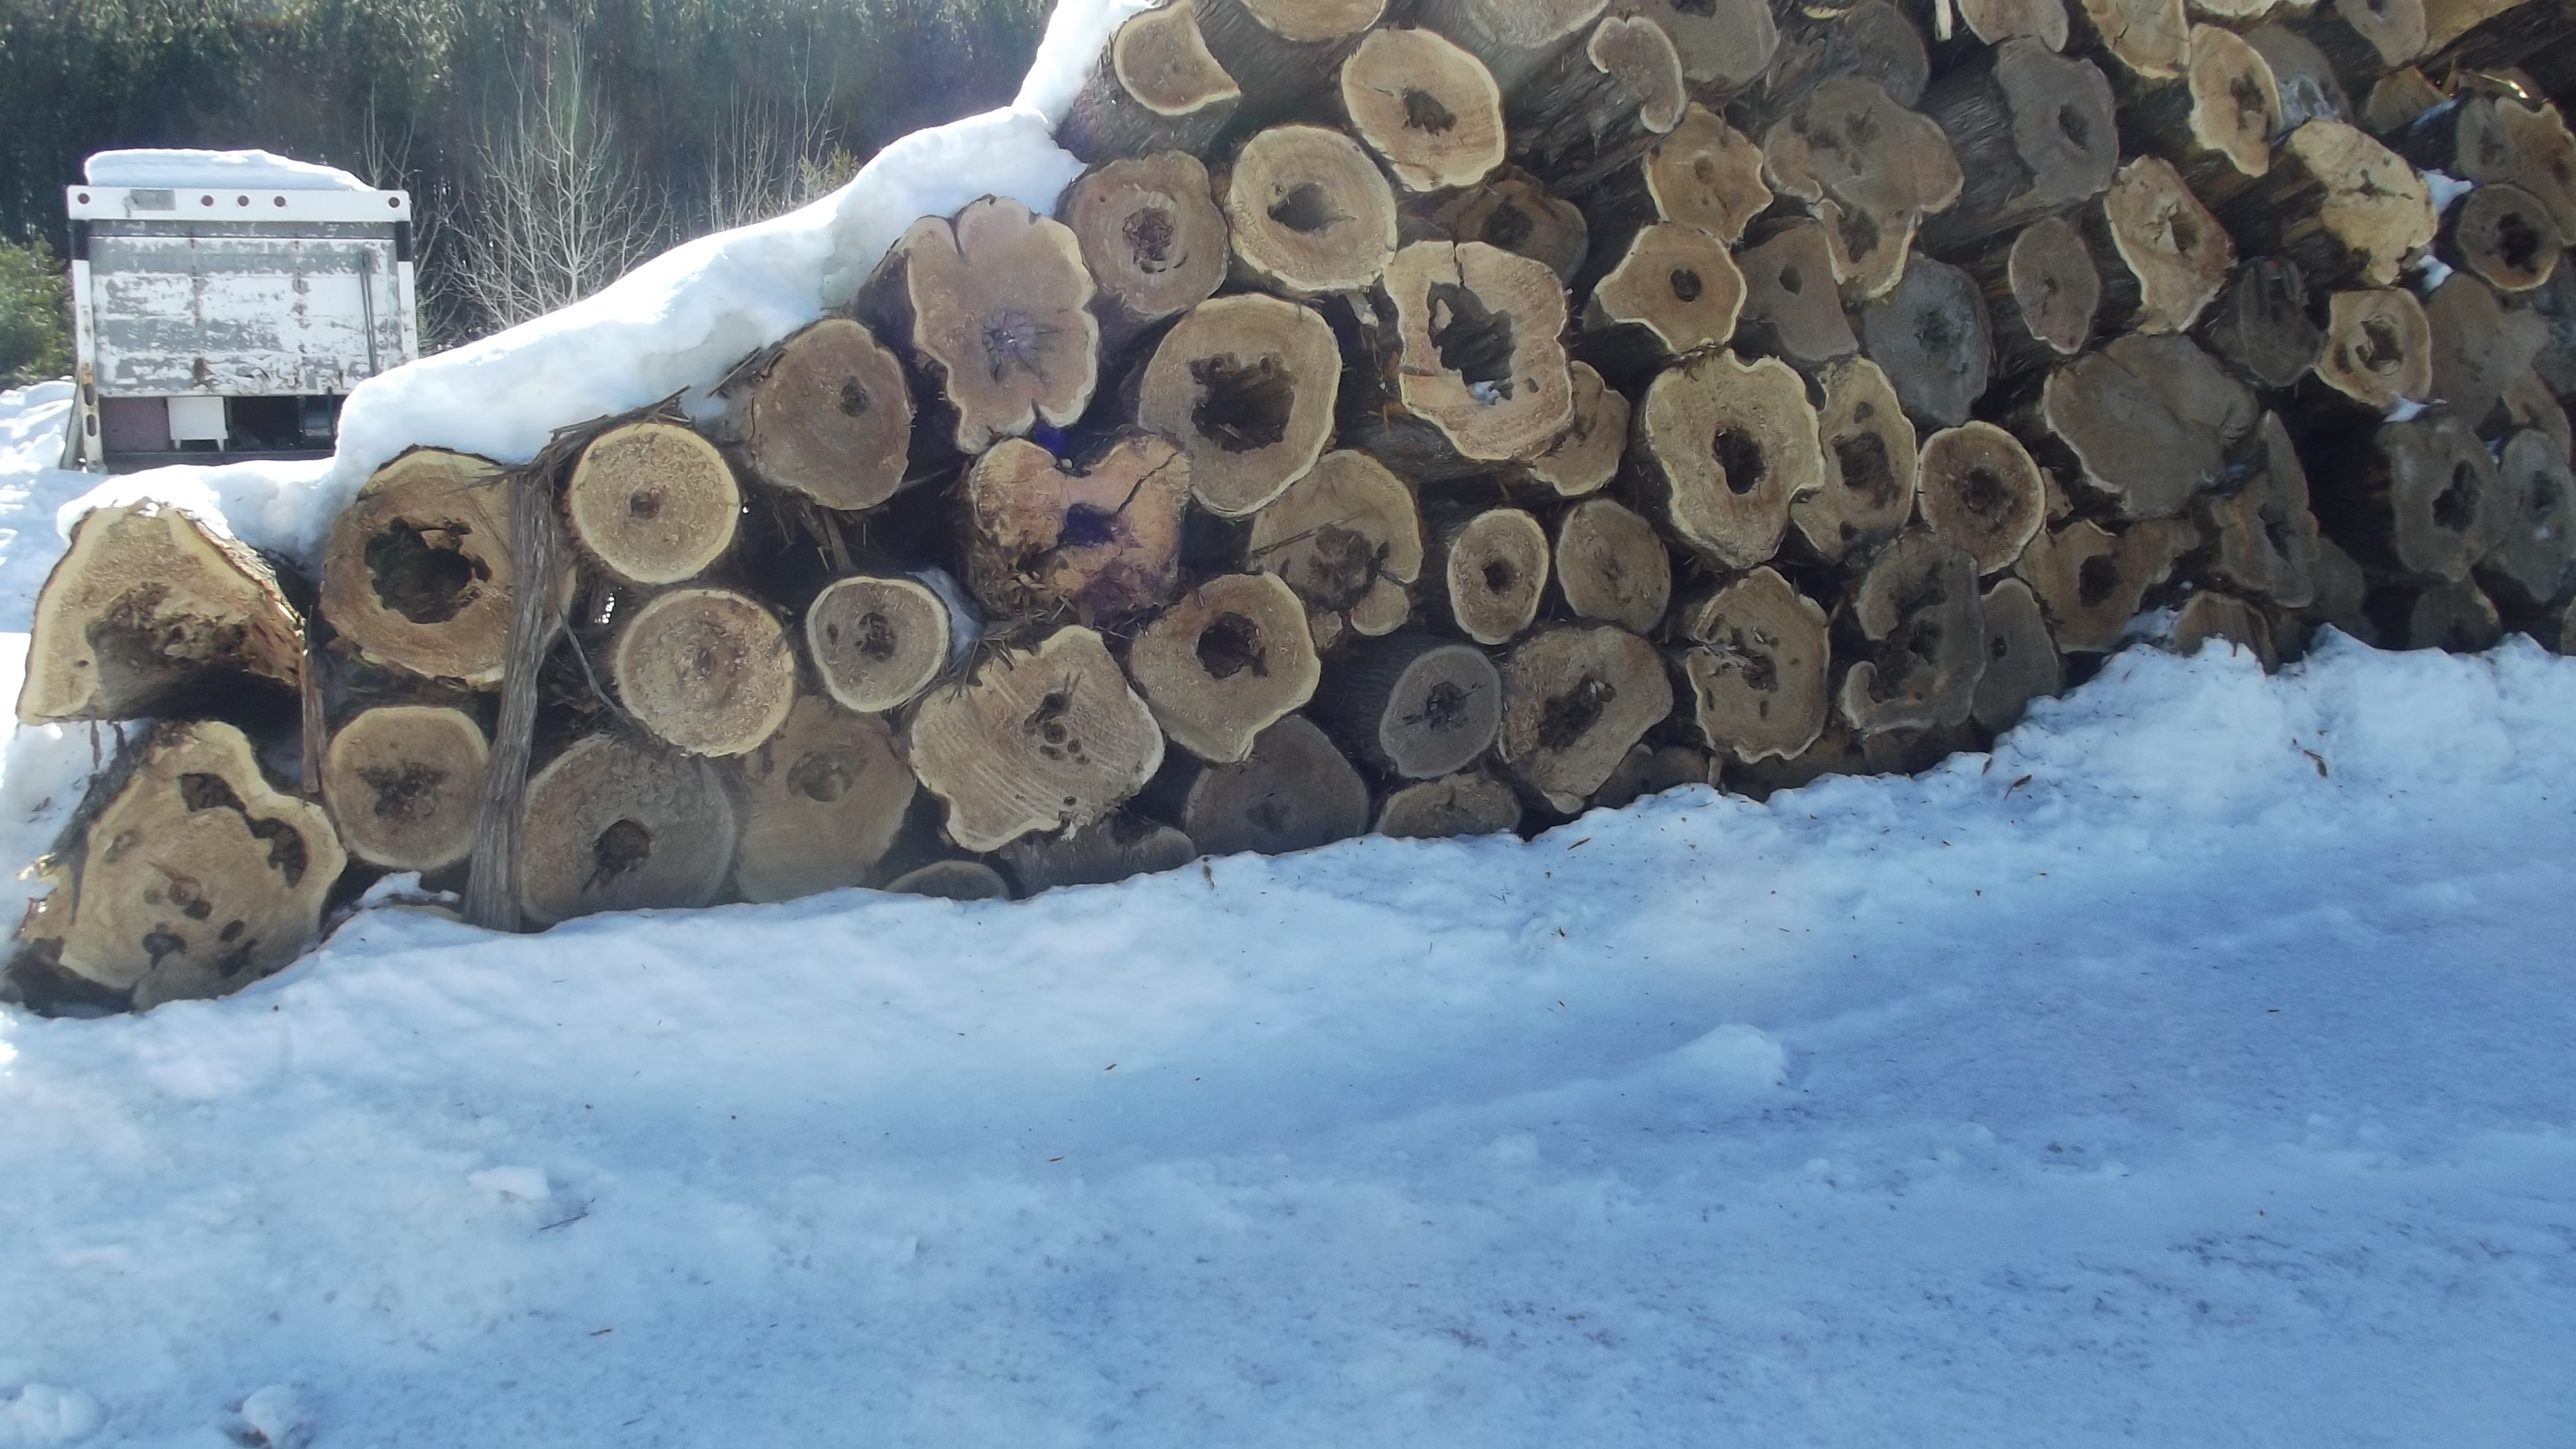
[1062,153,1231,333]
[564,421,740,586]
[321,449,518,686]
[1682,567,1831,765]
[1522,361,1629,499]
[1441,507,1551,647]
[1000,813,1197,891]
[1223,125,1401,296]
[886,860,1015,901]
[1739,221,1859,366]
[2451,184,2567,293]
[1644,106,1774,244]
[2481,429,2576,607]
[866,198,1102,454]
[1587,224,1748,367]
[611,588,797,758]
[2017,517,2195,652]
[1184,714,1371,856]
[2318,287,2433,412]
[1376,772,1522,839]
[1384,241,1576,464]
[1413,169,1590,283]
[2202,413,2322,609]
[2183,24,2283,181]
[518,732,737,927]
[2101,156,2236,335]
[1554,498,1671,635]
[1639,351,1827,569]
[1130,573,1323,763]
[1860,257,1994,428]
[724,694,915,905]
[1971,577,2064,734]
[1840,532,1988,737]
[729,319,914,512]
[1633,0,1779,90]
[1919,423,2048,576]
[2171,591,2279,670]
[2009,216,2104,358]
[1136,293,1341,517]
[322,705,490,873]
[1247,449,1423,638]
[808,574,953,714]
[2368,415,2506,584]
[1498,625,1672,813]
[2075,0,2191,80]
[1322,632,1503,779]
[1793,357,1919,564]
[907,626,1164,854]
[2199,256,2323,389]
[964,431,1192,625]
[1341,28,1506,194]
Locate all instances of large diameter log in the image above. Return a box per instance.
[1060,153,1230,346]
[2398,579,2504,651]
[1919,422,2048,575]
[2090,155,2236,335]
[1192,0,1385,121]
[1581,223,1748,378]
[1183,714,1372,855]
[1405,168,1590,283]
[1001,813,1197,891]
[1857,256,1993,427]
[1627,0,1779,91]
[2017,516,2198,650]
[2425,273,2547,431]
[610,588,797,757]
[1246,449,1423,640]
[2070,0,2191,80]
[1411,0,1608,88]
[1057,0,1241,162]
[1972,216,2102,381]
[721,319,913,513]
[2315,287,2432,412]
[907,626,1164,853]
[1635,351,1826,569]
[1434,506,1551,646]
[2106,332,2258,454]
[2199,413,2322,608]
[2324,414,2508,582]
[2121,25,2283,200]
[1972,577,2064,734]
[2034,350,2222,518]
[807,574,953,713]
[319,449,525,686]
[1222,125,1400,296]
[517,732,738,927]
[1135,293,1339,517]
[2217,119,2436,289]
[1495,624,1673,813]
[2198,256,2323,389]
[1127,573,1322,762]
[1314,631,1504,778]
[724,693,914,904]
[1763,79,1965,299]
[1916,39,2119,250]
[563,421,741,585]
[22,502,302,724]
[1506,16,1686,183]
[1554,498,1671,633]
[1520,361,1629,499]
[1791,356,1919,564]
[1377,772,1522,838]
[321,705,489,873]
[2446,183,2566,294]
[1838,532,1988,736]
[2479,430,2576,607]
[34,720,345,1001]
[963,431,1192,626]
[1373,240,1576,469]
[1737,221,1859,368]
[1340,27,1506,194]
[1680,567,1831,765]
[856,197,1100,455]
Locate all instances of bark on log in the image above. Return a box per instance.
[1519,361,1631,499]
[1057,0,1242,163]
[1341,27,1507,194]
[2478,428,2576,605]
[1192,0,1386,122]
[2198,256,2324,388]
[1635,351,1827,569]
[2070,0,2192,80]
[1246,448,1423,640]
[1376,772,1522,837]
[1680,566,1831,764]
[1792,356,1921,564]
[2445,183,2566,293]
[460,460,568,933]
[1495,624,1674,812]
[2169,589,2280,667]
[2198,412,2323,607]
[563,421,740,586]
[1920,421,2049,574]
[1135,293,1340,517]
[2425,271,2548,429]
[1625,0,1780,91]
[1916,39,2120,250]
[1971,576,2064,732]
[1838,531,1988,735]
[2216,119,2438,289]
[886,860,1015,900]
[1766,0,1931,114]
[1127,572,1322,761]
[963,430,1192,626]
[1352,240,1576,473]
[1969,216,2102,381]
[2291,0,2429,90]
[610,587,798,758]
[1410,0,1608,89]
[1182,713,1372,854]
[1506,15,1687,180]
[22,502,303,724]
[1554,497,1672,632]
[1312,630,1504,777]
[1061,153,1231,350]
[724,693,915,903]
[1221,124,1402,296]
[2089,155,2236,334]
[2120,25,2284,202]
[1858,255,1994,426]
[720,319,914,513]
[907,626,1165,853]
[1737,221,1861,368]
[517,731,737,927]
[321,704,489,873]
[807,574,955,713]
[1405,167,1590,283]
[1000,813,1198,891]
[320,449,525,686]
[1581,222,1748,378]
[1763,78,1966,299]
[2016,516,2198,649]
[1431,506,1551,645]
[2246,23,2353,130]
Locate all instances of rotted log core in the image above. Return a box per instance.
[963,430,1192,626]
[322,705,490,873]
[1126,572,1322,763]
[1135,293,1340,517]
[1636,351,1826,569]
[518,731,736,927]
[1919,422,2048,576]
[1496,624,1673,813]
[322,449,522,686]
[1681,567,1831,766]
[1060,152,1230,342]
[1246,448,1424,640]
[906,626,1165,854]
[1792,357,1919,564]
[1838,532,1989,737]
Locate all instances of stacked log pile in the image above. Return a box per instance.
[13,0,2576,1010]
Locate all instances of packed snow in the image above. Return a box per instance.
[6,0,2575,1434]
[81,150,374,194]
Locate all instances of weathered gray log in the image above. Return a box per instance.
[1971,577,2063,733]
[1838,531,1988,736]
[1916,39,2120,250]
[2197,256,2323,389]
[1495,624,1673,813]
[1857,255,1993,427]
[1313,631,1504,779]
[1182,714,1371,855]
[1790,356,1919,564]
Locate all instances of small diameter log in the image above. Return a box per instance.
[1127,573,1322,761]
[2424,272,2547,429]
[563,421,741,585]
[963,431,1192,626]
[2290,0,2428,89]
[2245,23,2352,130]
[1057,0,1241,163]
[2399,579,2504,651]
[721,319,913,512]
[1680,567,1831,765]
[1634,351,1827,569]
[1581,223,1748,377]
[22,502,302,723]
[1495,624,1674,812]
[1792,356,1920,564]
[2017,516,2199,650]
[1136,293,1340,517]
[321,449,522,686]
[1737,221,1859,368]
[2070,0,2191,80]
[2445,184,2565,293]
[1434,506,1551,645]
[1340,27,1506,194]
[2198,256,2323,388]
[1974,216,2102,381]
[2327,415,2506,583]
[1521,361,1630,499]
[886,860,1014,901]
[907,626,1164,853]
[1361,240,1576,471]
[2170,590,2280,667]
[1626,0,1779,91]
[2315,287,2433,412]
[2090,155,2236,335]
[2310,534,2378,642]
[723,694,914,903]
[1183,714,1372,855]
[322,705,489,873]
[611,588,797,759]
[2122,25,2283,202]
[1763,79,1965,299]
[1837,532,1988,736]
[1406,167,1591,284]
[1410,0,1608,89]
[2217,119,2436,289]
[37,720,345,1000]
[2199,413,2323,607]
[1247,449,1423,639]
[1222,125,1401,297]
[1916,39,2120,250]
[1313,631,1504,778]
[2034,350,2222,518]
[1972,577,2064,733]
[1377,772,1522,838]
[1858,256,1994,427]
[1555,498,1672,633]
[808,574,953,713]
[1191,0,1385,121]
[517,731,737,927]
[1000,813,1198,891]
[1061,153,1230,347]
[856,197,1099,455]
[2477,430,2576,607]
[1507,15,1687,179]
[1920,422,2048,574]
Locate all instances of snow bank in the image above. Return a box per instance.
[82,149,371,193]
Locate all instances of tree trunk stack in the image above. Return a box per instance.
[17,0,2576,1008]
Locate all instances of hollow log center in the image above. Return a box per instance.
[358,762,449,823]
[591,818,653,886]
[1536,674,1615,750]
[1124,205,1179,272]
[1191,354,1296,454]
[365,518,489,626]
[1426,283,1517,402]
[1195,611,1270,679]
[1403,88,1459,134]
[2432,463,2480,532]
[788,749,855,804]
[1714,427,1770,496]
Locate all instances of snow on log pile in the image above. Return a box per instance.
[13,0,2576,1011]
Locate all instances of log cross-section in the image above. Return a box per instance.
[806,574,954,714]
[610,587,798,758]
[1136,293,1340,517]
[1378,240,1576,465]
[1126,572,1323,762]
[1918,39,2120,250]
[1246,449,1424,641]
[1838,531,1988,736]
[906,626,1165,853]
[1919,422,2048,575]
[517,732,738,927]
[563,421,741,586]
[321,704,491,873]
[1057,0,1242,163]
[1496,624,1673,812]
[1681,567,1831,765]
[724,693,917,904]
[1634,351,1827,569]
[1060,153,1231,345]
[1314,631,1504,778]
[1340,27,1507,194]
[1222,125,1401,297]
[321,449,522,686]
[963,431,1192,626]
[720,318,914,513]
[1792,356,1919,564]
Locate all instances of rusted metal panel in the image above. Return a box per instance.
[85,232,405,397]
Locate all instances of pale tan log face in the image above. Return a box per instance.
[1241,0,1386,44]
[1645,106,1773,243]
[564,422,740,586]
[1444,507,1550,646]
[1739,221,1858,365]
[907,626,1165,854]
[2285,121,2439,288]
[725,694,915,904]
[1524,363,1628,498]
[806,575,951,714]
[1971,576,2063,733]
[611,588,798,758]
[1763,78,1962,221]
[734,319,914,512]
[1224,125,1400,295]
[1129,573,1322,763]
[2076,0,2190,80]
[2185,25,2280,179]
[1794,357,1919,564]
[2105,156,2236,334]
[1064,152,1230,327]
[1248,449,1424,634]
[1136,293,1340,517]
[2453,184,2564,293]
[1384,241,1575,464]
[322,449,517,686]
[1377,644,1504,778]
[1639,351,1826,569]
[519,733,738,927]
[1496,625,1672,812]
[1591,224,1748,359]
[964,432,1192,624]
[896,198,1102,453]
[2018,517,2196,652]
[1681,568,1829,765]
[1555,498,1671,634]
[322,706,491,873]
[2318,288,2432,411]
[1340,29,1506,193]
[2008,216,2101,356]
[1116,1,1240,113]
[1919,423,2047,576]
[1585,14,1686,134]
